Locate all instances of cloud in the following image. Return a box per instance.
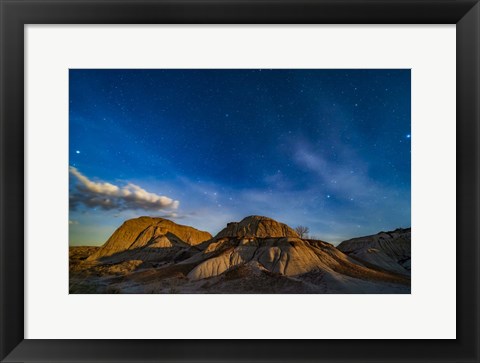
[293,144,380,199]
[263,171,293,190]
[69,166,179,212]
[69,220,79,225]
[291,143,410,232]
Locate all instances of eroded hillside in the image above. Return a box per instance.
[69,216,411,294]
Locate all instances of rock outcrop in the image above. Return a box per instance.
[70,216,411,294]
[181,216,409,289]
[337,228,411,275]
[86,216,212,262]
[215,215,299,238]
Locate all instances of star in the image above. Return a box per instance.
[69,69,411,247]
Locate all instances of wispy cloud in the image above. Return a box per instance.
[289,141,410,239]
[69,166,179,212]
[293,143,383,200]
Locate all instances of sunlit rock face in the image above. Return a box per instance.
[186,236,342,280]
[70,216,411,294]
[215,215,299,239]
[86,216,212,262]
[183,216,409,292]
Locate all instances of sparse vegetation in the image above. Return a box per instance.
[295,225,310,238]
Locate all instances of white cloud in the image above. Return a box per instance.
[69,166,179,212]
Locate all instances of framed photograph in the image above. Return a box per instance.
[1,0,478,362]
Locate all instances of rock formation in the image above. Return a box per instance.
[181,216,409,289]
[86,216,212,262]
[336,228,411,275]
[70,216,411,294]
[215,215,299,238]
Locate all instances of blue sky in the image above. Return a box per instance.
[69,69,411,246]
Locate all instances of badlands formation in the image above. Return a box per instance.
[69,216,411,294]
[86,216,212,263]
[337,228,411,275]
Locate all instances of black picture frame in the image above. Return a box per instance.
[1,0,479,362]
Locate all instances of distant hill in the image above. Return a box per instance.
[337,228,411,275]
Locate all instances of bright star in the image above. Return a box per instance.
[406,134,411,139]
[76,150,80,154]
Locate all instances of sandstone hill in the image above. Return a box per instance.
[180,216,409,288]
[70,216,411,294]
[215,215,299,238]
[86,216,212,263]
[336,228,411,275]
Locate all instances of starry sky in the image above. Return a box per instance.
[69,69,411,246]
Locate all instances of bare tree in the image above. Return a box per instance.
[295,225,310,238]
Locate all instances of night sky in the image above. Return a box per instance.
[69,69,411,246]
